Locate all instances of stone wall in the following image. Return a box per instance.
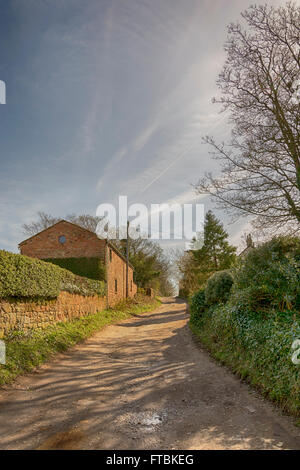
[0,291,106,338]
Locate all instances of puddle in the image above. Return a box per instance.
[119,410,167,433]
[142,413,162,426]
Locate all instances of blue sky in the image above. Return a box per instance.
[0,0,285,252]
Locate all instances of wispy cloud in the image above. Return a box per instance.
[1,0,282,252]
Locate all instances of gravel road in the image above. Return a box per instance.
[0,297,299,450]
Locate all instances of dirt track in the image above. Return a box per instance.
[0,298,299,450]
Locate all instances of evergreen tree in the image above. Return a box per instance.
[179,211,236,293]
[193,211,236,271]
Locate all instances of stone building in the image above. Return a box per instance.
[19,220,137,306]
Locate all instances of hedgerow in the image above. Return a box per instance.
[0,250,105,299]
[205,270,233,305]
[189,236,300,417]
[190,289,206,327]
[233,237,300,312]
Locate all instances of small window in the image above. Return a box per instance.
[115,279,118,293]
[59,235,66,244]
[131,280,133,291]
[110,249,112,262]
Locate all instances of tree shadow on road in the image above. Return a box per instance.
[0,298,299,450]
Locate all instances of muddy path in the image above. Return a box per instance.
[0,298,299,450]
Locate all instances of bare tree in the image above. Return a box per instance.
[22,212,61,236]
[22,211,102,236]
[115,236,175,295]
[196,2,300,232]
[65,214,102,233]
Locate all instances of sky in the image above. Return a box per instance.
[0,0,287,253]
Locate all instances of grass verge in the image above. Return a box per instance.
[0,295,160,386]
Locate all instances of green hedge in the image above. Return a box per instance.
[205,270,234,305]
[190,289,206,327]
[0,250,105,299]
[189,236,300,416]
[233,237,300,312]
[44,257,105,281]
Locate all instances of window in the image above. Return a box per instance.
[131,280,133,292]
[115,279,118,293]
[110,249,112,262]
[58,235,66,244]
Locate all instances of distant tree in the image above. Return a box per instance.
[178,211,236,294]
[177,250,201,297]
[115,237,175,295]
[22,212,61,236]
[192,211,236,272]
[196,2,300,232]
[22,211,102,236]
[65,214,102,233]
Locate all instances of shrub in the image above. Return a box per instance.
[190,289,206,314]
[190,289,206,326]
[234,236,300,311]
[189,236,300,416]
[44,257,106,281]
[0,250,62,299]
[205,271,234,305]
[228,286,271,316]
[0,250,105,299]
[178,288,189,299]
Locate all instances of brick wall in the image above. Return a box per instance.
[0,291,106,338]
[19,220,138,308]
[20,220,106,260]
[106,244,137,306]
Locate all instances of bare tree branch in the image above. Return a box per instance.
[197,3,300,232]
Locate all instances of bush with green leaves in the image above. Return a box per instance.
[205,270,234,305]
[178,288,189,299]
[189,235,300,416]
[190,288,206,314]
[190,289,206,327]
[234,236,300,311]
[0,250,105,299]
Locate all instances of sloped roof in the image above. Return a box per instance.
[19,219,134,269]
[238,245,254,257]
[18,219,96,246]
